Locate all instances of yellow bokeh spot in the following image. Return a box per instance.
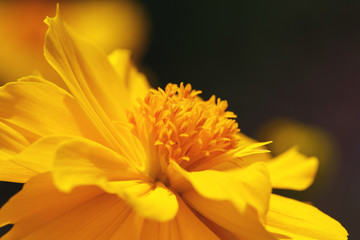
[0,0,149,84]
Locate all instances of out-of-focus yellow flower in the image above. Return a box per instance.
[0,0,149,85]
[257,118,340,194]
[0,7,347,240]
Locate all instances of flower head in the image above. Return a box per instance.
[0,7,348,240]
[128,83,241,177]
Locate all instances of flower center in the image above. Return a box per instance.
[128,83,240,179]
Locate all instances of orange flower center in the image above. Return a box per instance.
[128,83,240,179]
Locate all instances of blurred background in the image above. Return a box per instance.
[0,0,359,238]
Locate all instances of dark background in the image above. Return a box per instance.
[1,0,359,238]
[140,0,359,238]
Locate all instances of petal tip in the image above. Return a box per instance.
[44,3,61,25]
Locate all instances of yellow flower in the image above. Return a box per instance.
[0,8,348,240]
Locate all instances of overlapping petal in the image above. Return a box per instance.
[0,76,105,182]
[0,136,73,182]
[182,190,275,240]
[211,134,319,191]
[52,138,145,191]
[44,9,129,122]
[0,156,36,183]
[0,76,102,141]
[0,122,29,156]
[52,138,178,222]
[168,161,274,239]
[140,196,219,240]
[0,173,142,240]
[0,122,33,182]
[44,8,148,167]
[266,194,348,240]
[169,161,271,218]
[103,181,178,222]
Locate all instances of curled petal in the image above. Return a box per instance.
[169,161,271,219]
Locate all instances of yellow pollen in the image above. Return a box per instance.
[128,83,240,174]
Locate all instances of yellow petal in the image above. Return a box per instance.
[0,121,28,155]
[140,195,219,240]
[128,182,178,222]
[0,173,102,236]
[0,135,73,183]
[266,194,348,240]
[44,8,129,121]
[19,195,140,240]
[0,173,142,240]
[237,132,273,163]
[0,122,34,182]
[0,76,105,182]
[11,136,73,170]
[168,161,274,239]
[266,147,318,190]
[0,76,105,143]
[202,134,272,171]
[108,49,150,106]
[44,8,139,158]
[52,138,147,193]
[233,140,272,158]
[169,161,271,219]
[52,138,177,221]
[182,190,275,240]
[0,155,36,183]
[104,181,178,222]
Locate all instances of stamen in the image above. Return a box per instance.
[128,83,240,175]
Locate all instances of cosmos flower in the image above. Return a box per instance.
[0,7,348,240]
